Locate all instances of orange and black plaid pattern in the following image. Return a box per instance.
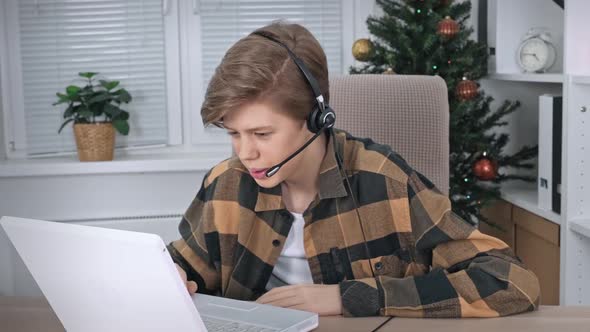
[168,129,540,317]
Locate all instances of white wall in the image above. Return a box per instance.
[0,65,6,161]
[482,85,562,159]
[470,0,480,41]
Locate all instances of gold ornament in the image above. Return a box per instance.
[437,16,459,39]
[352,38,374,62]
[383,67,396,75]
[456,76,478,101]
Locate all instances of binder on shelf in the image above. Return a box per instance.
[537,94,562,214]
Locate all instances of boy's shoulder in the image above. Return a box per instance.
[337,129,415,182]
[201,155,248,189]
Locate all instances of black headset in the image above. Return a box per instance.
[252,30,376,279]
[252,31,335,134]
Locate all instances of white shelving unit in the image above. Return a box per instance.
[487,73,564,83]
[487,0,590,305]
[570,220,590,239]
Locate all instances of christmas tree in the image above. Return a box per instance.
[350,0,537,227]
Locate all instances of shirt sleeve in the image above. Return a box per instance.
[167,172,221,295]
[338,169,540,318]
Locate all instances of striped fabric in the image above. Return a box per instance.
[168,129,540,317]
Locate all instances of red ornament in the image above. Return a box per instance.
[456,77,478,100]
[437,16,459,39]
[473,158,498,181]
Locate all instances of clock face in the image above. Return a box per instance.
[519,38,549,72]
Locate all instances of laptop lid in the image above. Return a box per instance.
[0,216,207,332]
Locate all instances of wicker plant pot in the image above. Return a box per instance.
[73,123,115,161]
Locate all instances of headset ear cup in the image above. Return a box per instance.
[307,106,322,133]
[323,106,336,129]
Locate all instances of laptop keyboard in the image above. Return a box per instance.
[202,316,282,332]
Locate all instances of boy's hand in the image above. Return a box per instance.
[256,284,342,316]
[175,263,198,294]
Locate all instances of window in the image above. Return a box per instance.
[0,0,181,157]
[1,0,355,159]
[191,0,350,146]
[199,0,345,88]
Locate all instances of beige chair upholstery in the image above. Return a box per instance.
[329,74,449,195]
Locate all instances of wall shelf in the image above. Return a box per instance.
[501,184,562,225]
[570,220,590,239]
[572,75,590,85]
[487,73,564,83]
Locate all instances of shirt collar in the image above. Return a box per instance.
[317,129,348,200]
[229,129,349,212]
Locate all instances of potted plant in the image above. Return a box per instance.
[53,72,132,161]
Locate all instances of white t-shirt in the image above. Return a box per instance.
[265,211,314,291]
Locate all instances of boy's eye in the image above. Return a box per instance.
[255,132,271,137]
[227,131,238,136]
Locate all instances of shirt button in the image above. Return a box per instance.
[272,239,281,247]
[374,262,383,271]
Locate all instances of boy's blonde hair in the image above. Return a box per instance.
[201,21,330,127]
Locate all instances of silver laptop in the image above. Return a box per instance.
[0,216,318,332]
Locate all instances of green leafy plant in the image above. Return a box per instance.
[53,72,132,135]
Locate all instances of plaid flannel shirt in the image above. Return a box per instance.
[168,129,540,317]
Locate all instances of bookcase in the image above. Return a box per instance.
[481,0,590,305]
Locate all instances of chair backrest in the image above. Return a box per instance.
[329,74,449,195]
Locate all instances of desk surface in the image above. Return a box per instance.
[0,296,389,332]
[1,296,590,332]
[387,306,590,332]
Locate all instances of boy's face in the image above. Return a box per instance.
[222,101,313,188]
